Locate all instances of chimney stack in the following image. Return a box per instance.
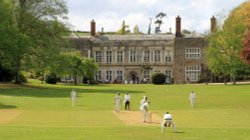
[90,19,96,36]
[210,16,217,32]
[176,15,181,37]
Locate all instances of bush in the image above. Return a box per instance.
[19,73,27,83]
[45,73,59,84]
[152,73,166,85]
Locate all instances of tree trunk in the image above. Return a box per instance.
[224,75,227,85]
[232,75,236,85]
[14,72,22,84]
[74,74,77,85]
[14,60,22,85]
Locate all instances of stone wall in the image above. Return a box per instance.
[174,37,207,84]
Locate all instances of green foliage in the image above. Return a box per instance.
[154,12,166,33]
[116,20,130,35]
[133,25,142,34]
[56,52,98,84]
[151,73,166,84]
[0,0,69,84]
[206,2,249,84]
[18,72,27,83]
[45,72,59,84]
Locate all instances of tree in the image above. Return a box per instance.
[56,51,98,85]
[133,25,143,34]
[117,20,130,35]
[154,12,166,34]
[6,0,69,84]
[206,2,249,84]
[82,58,98,81]
[147,17,152,34]
[0,0,30,83]
[0,0,15,81]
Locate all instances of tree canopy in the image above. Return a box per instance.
[206,1,250,84]
[154,12,166,34]
[117,20,130,35]
[0,0,69,84]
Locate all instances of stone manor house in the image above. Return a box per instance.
[64,16,217,84]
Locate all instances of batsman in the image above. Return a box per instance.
[140,101,150,123]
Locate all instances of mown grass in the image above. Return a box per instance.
[0,80,250,140]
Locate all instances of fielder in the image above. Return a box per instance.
[140,101,150,123]
[70,89,77,106]
[161,112,177,132]
[189,91,196,108]
[114,92,121,112]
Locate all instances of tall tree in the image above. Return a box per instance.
[0,0,30,82]
[154,12,166,34]
[147,17,152,34]
[206,2,250,84]
[9,0,69,84]
[117,20,130,35]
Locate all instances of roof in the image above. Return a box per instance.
[99,34,175,41]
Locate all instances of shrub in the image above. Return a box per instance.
[19,73,27,83]
[45,73,59,84]
[152,73,166,85]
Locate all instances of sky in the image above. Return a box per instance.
[66,0,247,33]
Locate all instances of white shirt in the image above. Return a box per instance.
[163,113,172,120]
[124,94,131,102]
[71,90,77,98]
[140,102,149,111]
[140,99,147,106]
[189,93,196,100]
[114,95,121,102]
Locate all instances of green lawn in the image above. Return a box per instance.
[0,80,250,140]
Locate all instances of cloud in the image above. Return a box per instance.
[137,0,158,6]
[67,0,246,33]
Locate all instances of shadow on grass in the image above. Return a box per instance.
[0,103,17,109]
[0,83,145,98]
[173,131,185,133]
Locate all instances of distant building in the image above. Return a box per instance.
[66,16,216,84]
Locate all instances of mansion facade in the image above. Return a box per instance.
[66,16,216,84]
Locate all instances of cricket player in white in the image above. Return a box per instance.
[189,91,196,108]
[70,89,77,106]
[161,112,177,132]
[114,92,121,112]
[139,96,148,110]
[140,101,150,122]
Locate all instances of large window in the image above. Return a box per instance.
[154,50,161,62]
[95,51,102,63]
[106,70,112,82]
[143,50,150,62]
[165,56,172,63]
[186,48,201,59]
[96,71,102,81]
[130,50,136,63]
[116,70,123,81]
[106,51,112,63]
[116,51,123,63]
[186,66,201,81]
